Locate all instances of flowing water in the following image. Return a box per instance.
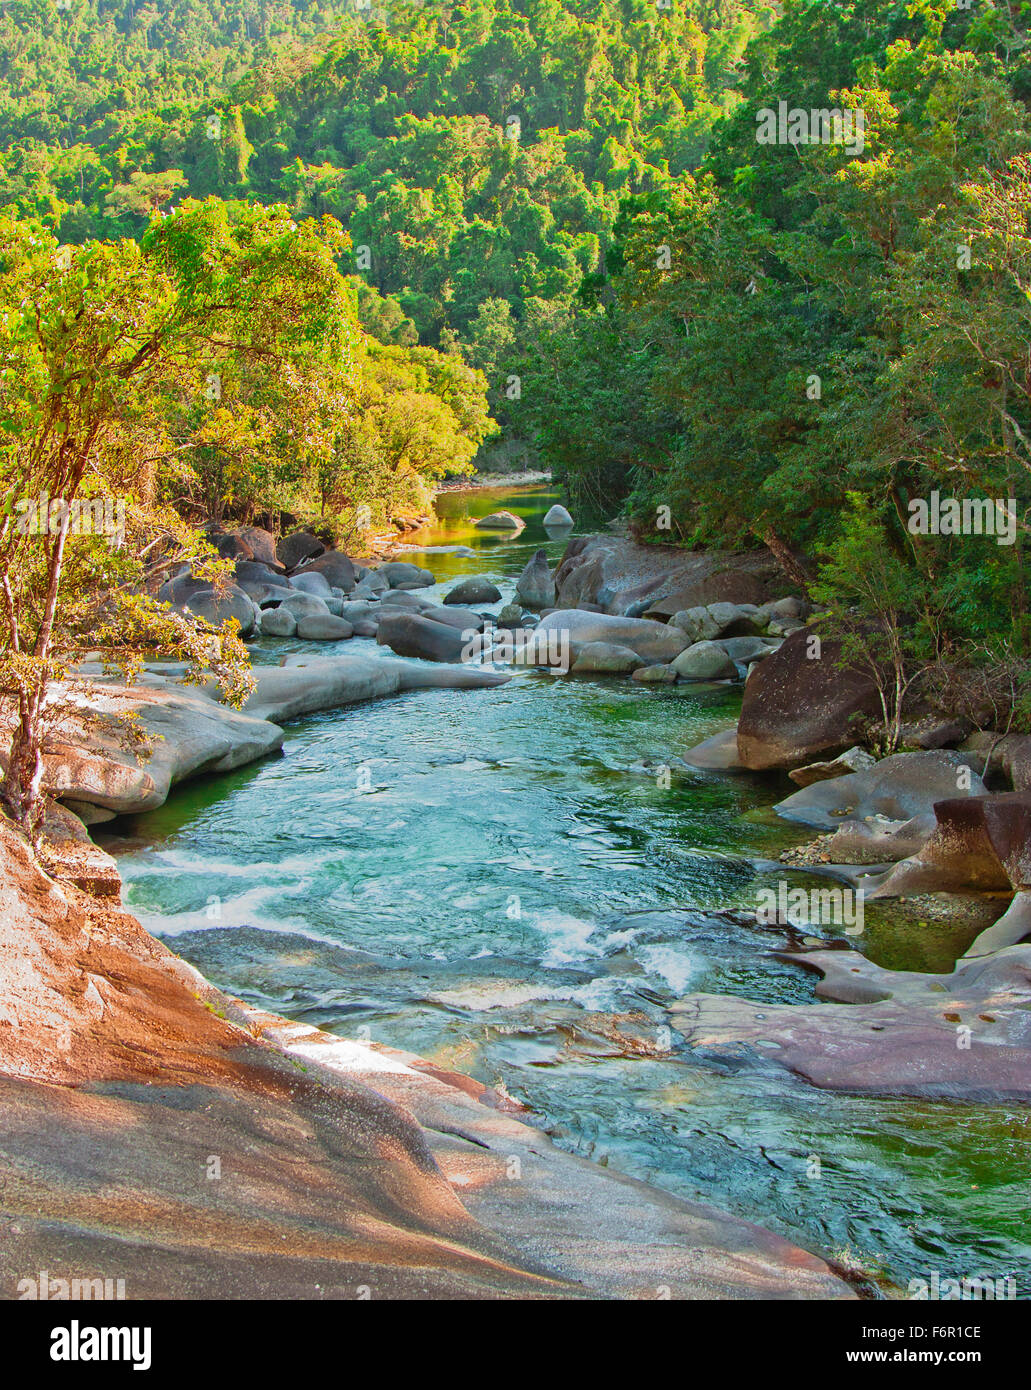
[102,485,1031,1295]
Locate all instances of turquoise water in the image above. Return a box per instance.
[102,485,1031,1296]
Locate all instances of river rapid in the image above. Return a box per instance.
[102,484,1031,1296]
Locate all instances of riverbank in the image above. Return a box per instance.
[0,813,851,1299]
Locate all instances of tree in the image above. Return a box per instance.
[0,199,360,836]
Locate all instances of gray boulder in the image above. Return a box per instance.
[376,562,435,589]
[631,664,677,684]
[259,607,298,638]
[671,641,738,681]
[706,602,762,637]
[535,610,690,664]
[515,549,556,609]
[497,604,525,629]
[671,607,721,643]
[352,572,390,599]
[444,576,502,605]
[290,571,335,599]
[474,510,524,531]
[388,603,482,632]
[281,592,332,620]
[775,750,987,830]
[683,728,746,770]
[157,575,256,637]
[543,504,574,527]
[715,636,779,663]
[295,614,354,641]
[570,642,644,674]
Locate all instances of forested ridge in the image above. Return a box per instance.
[2,0,1031,697]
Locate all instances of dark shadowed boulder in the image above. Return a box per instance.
[295,550,357,593]
[737,628,883,770]
[376,613,469,662]
[277,530,324,570]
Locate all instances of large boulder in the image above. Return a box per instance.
[570,642,644,674]
[277,530,324,570]
[352,572,390,599]
[390,603,482,632]
[289,571,335,599]
[543,504,574,527]
[671,641,737,681]
[683,728,747,771]
[376,561,435,589]
[295,614,354,641]
[670,607,721,643]
[737,628,883,771]
[281,592,332,620]
[535,610,690,664]
[515,550,556,609]
[376,613,469,663]
[259,607,297,637]
[775,751,987,830]
[443,576,502,606]
[869,792,1031,902]
[294,550,357,593]
[474,511,524,531]
[157,575,256,637]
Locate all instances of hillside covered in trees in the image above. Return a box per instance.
[1,0,1030,684]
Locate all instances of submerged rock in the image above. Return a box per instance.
[672,946,1031,1101]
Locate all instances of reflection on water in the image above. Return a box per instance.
[105,484,1031,1295]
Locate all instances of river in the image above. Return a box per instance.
[101,484,1031,1295]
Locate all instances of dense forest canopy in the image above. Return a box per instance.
[1,0,1030,733]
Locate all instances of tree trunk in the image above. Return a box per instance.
[761,527,811,595]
